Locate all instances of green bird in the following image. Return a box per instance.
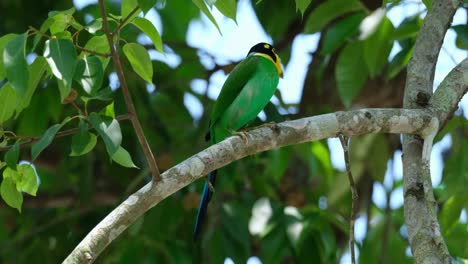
[194,42,283,240]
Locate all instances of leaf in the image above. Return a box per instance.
[83,35,110,67]
[31,117,71,161]
[320,12,365,55]
[85,19,103,34]
[131,17,164,52]
[362,17,394,77]
[0,33,17,80]
[422,0,432,11]
[192,0,221,34]
[74,56,104,95]
[101,102,115,118]
[44,39,78,102]
[0,83,17,124]
[295,0,311,16]
[138,0,157,14]
[89,113,122,156]
[440,195,464,232]
[386,46,413,80]
[3,33,29,98]
[122,0,140,19]
[70,121,97,156]
[123,43,153,83]
[5,142,19,170]
[48,8,76,35]
[304,0,364,34]
[16,56,48,116]
[335,42,368,107]
[111,146,138,168]
[452,25,468,50]
[17,163,38,196]
[0,177,22,212]
[215,0,237,22]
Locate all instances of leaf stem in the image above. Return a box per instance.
[98,0,161,181]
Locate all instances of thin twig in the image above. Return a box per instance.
[112,6,140,36]
[76,45,111,57]
[98,0,161,181]
[339,134,358,264]
[0,114,132,151]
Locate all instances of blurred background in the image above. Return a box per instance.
[0,0,467,263]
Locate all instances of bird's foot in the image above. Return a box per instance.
[232,130,249,144]
[204,177,215,193]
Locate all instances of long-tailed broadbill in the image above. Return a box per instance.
[194,42,283,240]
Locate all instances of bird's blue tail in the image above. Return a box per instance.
[194,170,217,240]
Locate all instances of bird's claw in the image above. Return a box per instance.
[204,177,215,193]
[232,130,249,144]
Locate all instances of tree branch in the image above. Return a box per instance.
[63,108,438,263]
[98,0,161,181]
[402,0,460,263]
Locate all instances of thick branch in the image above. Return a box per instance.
[63,108,435,263]
[98,0,161,180]
[402,0,460,263]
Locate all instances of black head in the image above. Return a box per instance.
[247,42,278,63]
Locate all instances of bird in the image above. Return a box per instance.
[194,42,283,240]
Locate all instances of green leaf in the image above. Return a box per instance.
[422,0,432,11]
[452,25,468,50]
[31,117,70,161]
[0,177,22,212]
[123,43,153,83]
[386,46,413,80]
[83,35,110,67]
[138,0,157,14]
[362,17,394,78]
[122,0,140,19]
[101,102,115,118]
[304,0,364,34]
[3,33,29,98]
[111,146,138,168]
[0,34,17,80]
[5,142,19,170]
[17,163,38,196]
[295,0,311,16]
[335,42,368,107]
[440,195,464,232]
[320,12,365,55]
[48,8,76,35]
[74,56,104,95]
[192,0,222,34]
[44,39,78,102]
[215,0,237,22]
[70,121,97,156]
[85,19,103,34]
[16,56,48,116]
[0,83,17,124]
[89,113,122,156]
[131,17,164,52]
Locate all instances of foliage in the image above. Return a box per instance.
[0,0,466,263]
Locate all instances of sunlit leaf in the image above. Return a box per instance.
[17,163,38,196]
[138,0,157,14]
[131,17,163,52]
[111,146,138,168]
[89,113,122,156]
[362,17,394,77]
[304,0,364,34]
[320,12,365,55]
[3,33,29,97]
[0,177,22,212]
[44,39,78,102]
[386,46,413,80]
[215,0,237,22]
[0,33,17,80]
[74,56,104,95]
[123,43,153,83]
[192,0,221,34]
[83,35,110,67]
[16,56,48,116]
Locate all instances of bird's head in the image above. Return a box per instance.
[247,42,283,78]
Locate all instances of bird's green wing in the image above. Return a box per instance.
[214,57,279,141]
[209,56,260,125]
